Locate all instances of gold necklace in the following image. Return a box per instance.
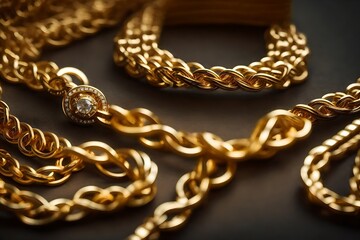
[114,0,309,91]
[0,0,158,226]
[1,1,359,239]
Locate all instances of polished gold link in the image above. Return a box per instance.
[291,78,360,121]
[0,150,73,185]
[129,157,235,239]
[114,0,309,91]
[0,101,63,158]
[301,118,360,214]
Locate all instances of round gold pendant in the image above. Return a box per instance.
[62,85,108,124]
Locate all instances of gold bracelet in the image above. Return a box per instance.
[1,1,359,239]
[114,0,309,91]
[301,118,360,214]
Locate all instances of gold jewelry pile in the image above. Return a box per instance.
[0,0,359,239]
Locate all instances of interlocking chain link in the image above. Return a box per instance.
[0,97,158,225]
[301,118,360,214]
[114,0,309,90]
[128,157,236,240]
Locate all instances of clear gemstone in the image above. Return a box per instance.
[76,97,94,115]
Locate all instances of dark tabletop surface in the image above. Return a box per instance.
[1,0,360,239]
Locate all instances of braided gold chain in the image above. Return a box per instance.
[301,118,360,214]
[114,0,309,90]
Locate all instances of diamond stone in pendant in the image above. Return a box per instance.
[62,85,108,124]
[76,97,94,115]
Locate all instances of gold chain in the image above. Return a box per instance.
[114,0,309,90]
[3,42,360,162]
[1,1,360,239]
[0,93,158,225]
[0,0,158,226]
[126,81,360,239]
[301,118,360,214]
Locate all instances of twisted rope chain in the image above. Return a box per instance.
[114,0,309,91]
[301,118,360,214]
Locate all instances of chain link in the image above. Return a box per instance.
[114,0,309,90]
[301,118,360,214]
[128,156,236,240]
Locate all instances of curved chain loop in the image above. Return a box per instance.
[114,0,309,91]
[0,100,66,158]
[0,150,77,185]
[301,118,360,214]
[128,157,236,240]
